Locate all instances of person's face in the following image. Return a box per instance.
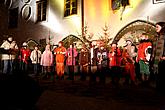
[145,35,148,40]
[124,46,127,50]
[58,43,62,47]
[46,45,50,51]
[112,44,117,49]
[136,44,139,49]
[156,24,162,33]
[8,37,12,42]
[140,35,146,40]
[83,44,86,49]
[95,45,98,49]
[70,45,72,48]
[35,46,38,50]
[126,41,132,45]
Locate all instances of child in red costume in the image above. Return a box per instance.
[20,42,31,73]
[108,43,122,85]
[122,45,136,85]
[109,43,122,67]
[54,41,66,80]
[136,33,152,82]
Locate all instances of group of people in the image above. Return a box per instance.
[0,39,78,81]
[0,22,165,90]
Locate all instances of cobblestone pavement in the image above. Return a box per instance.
[35,75,165,110]
[0,73,164,110]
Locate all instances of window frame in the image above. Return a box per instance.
[64,0,77,17]
[36,0,47,22]
[153,0,165,4]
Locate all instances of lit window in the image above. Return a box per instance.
[64,0,77,17]
[112,0,130,10]
[36,0,47,22]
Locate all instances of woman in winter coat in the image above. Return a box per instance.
[66,44,78,80]
[153,22,165,92]
[40,44,53,79]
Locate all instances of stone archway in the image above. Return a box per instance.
[113,20,157,46]
[62,34,84,50]
[26,39,38,50]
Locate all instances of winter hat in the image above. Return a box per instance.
[22,42,27,47]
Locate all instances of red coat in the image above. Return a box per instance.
[54,46,66,63]
[137,41,152,62]
[66,48,78,66]
[108,48,122,67]
[20,48,31,64]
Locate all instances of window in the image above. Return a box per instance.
[112,0,130,10]
[121,0,130,7]
[36,0,47,22]
[64,0,77,17]
[8,7,18,28]
[153,0,165,4]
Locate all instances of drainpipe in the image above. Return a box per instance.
[81,0,84,41]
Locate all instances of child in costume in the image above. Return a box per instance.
[20,42,31,73]
[66,44,78,80]
[41,44,53,79]
[109,43,122,85]
[79,44,90,81]
[136,33,152,82]
[30,45,42,75]
[122,43,136,85]
[54,41,66,80]
[97,46,108,84]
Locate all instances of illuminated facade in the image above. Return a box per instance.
[0,0,165,46]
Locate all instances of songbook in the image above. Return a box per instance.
[0,48,17,55]
[0,48,9,54]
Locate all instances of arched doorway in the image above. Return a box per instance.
[26,39,38,50]
[112,20,157,46]
[62,35,83,74]
[62,34,84,50]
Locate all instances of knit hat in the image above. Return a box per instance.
[22,42,27,47]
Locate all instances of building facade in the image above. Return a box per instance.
[0,0,165,47]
